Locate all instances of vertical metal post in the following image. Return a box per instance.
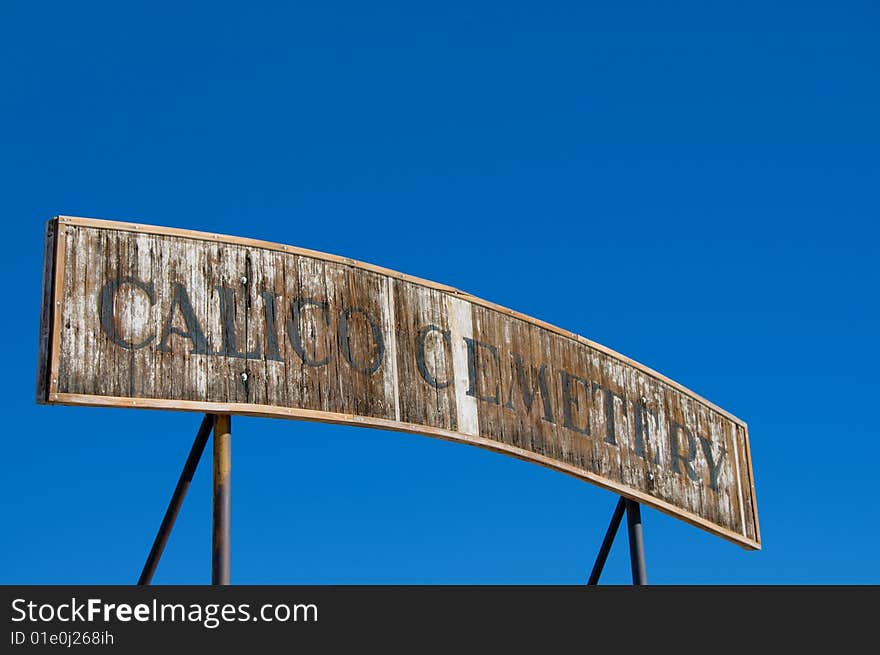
[212,414,231,585]
[587,497,627,585]
[625,499,647,585]
[138,414,215,585]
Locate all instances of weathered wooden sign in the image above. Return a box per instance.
[37,216,759,549]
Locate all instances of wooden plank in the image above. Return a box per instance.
[617,364,647,502]
[38,216,760,550]
[528,321,563,464]
[393,281,457,431]
[446,294,478,436]
[56,224,85,394]
[47,221,68,401]
[739,423,761,543]
[496,311,540,456]
[35,218,57,403]
[339,264,395,420]
[471,304,505,449]
[245,245,285,409]
[127,231,159,400]
[295,254,332,412]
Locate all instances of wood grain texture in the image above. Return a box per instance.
[37,216,760,550]
[35,219,57,403]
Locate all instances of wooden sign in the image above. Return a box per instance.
[37,216,760,549]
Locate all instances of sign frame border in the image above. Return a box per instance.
[37,215,761,550]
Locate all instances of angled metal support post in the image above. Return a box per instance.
[587,496,648,585]
[588,497,627,585]
[138,414,216,585]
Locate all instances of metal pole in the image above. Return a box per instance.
[212,414,231,585]
[138,414,215,585]
[625,499,647,585]
[587,497,627,585]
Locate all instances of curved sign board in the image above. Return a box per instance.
[37,216,760,549]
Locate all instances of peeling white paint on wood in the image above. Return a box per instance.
[446,294,479,438]
[383,276,401,422]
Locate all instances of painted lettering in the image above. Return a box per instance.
[259,291,283,362]
[416,324,452,389]
[93,278,735,502]
[560,370,592,436]
[338,307,385,375]
[287,298,331,366]
[97,276,156,350]
[633,401,659,463]
[505,354,554,423]
[216,286,261,359]
[464,337,501,404]
[669,421,699,482]
[698,436,725,491]
[158,282,210,354]
[592,383,625,446]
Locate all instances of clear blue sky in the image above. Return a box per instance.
[2,1,877,584]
